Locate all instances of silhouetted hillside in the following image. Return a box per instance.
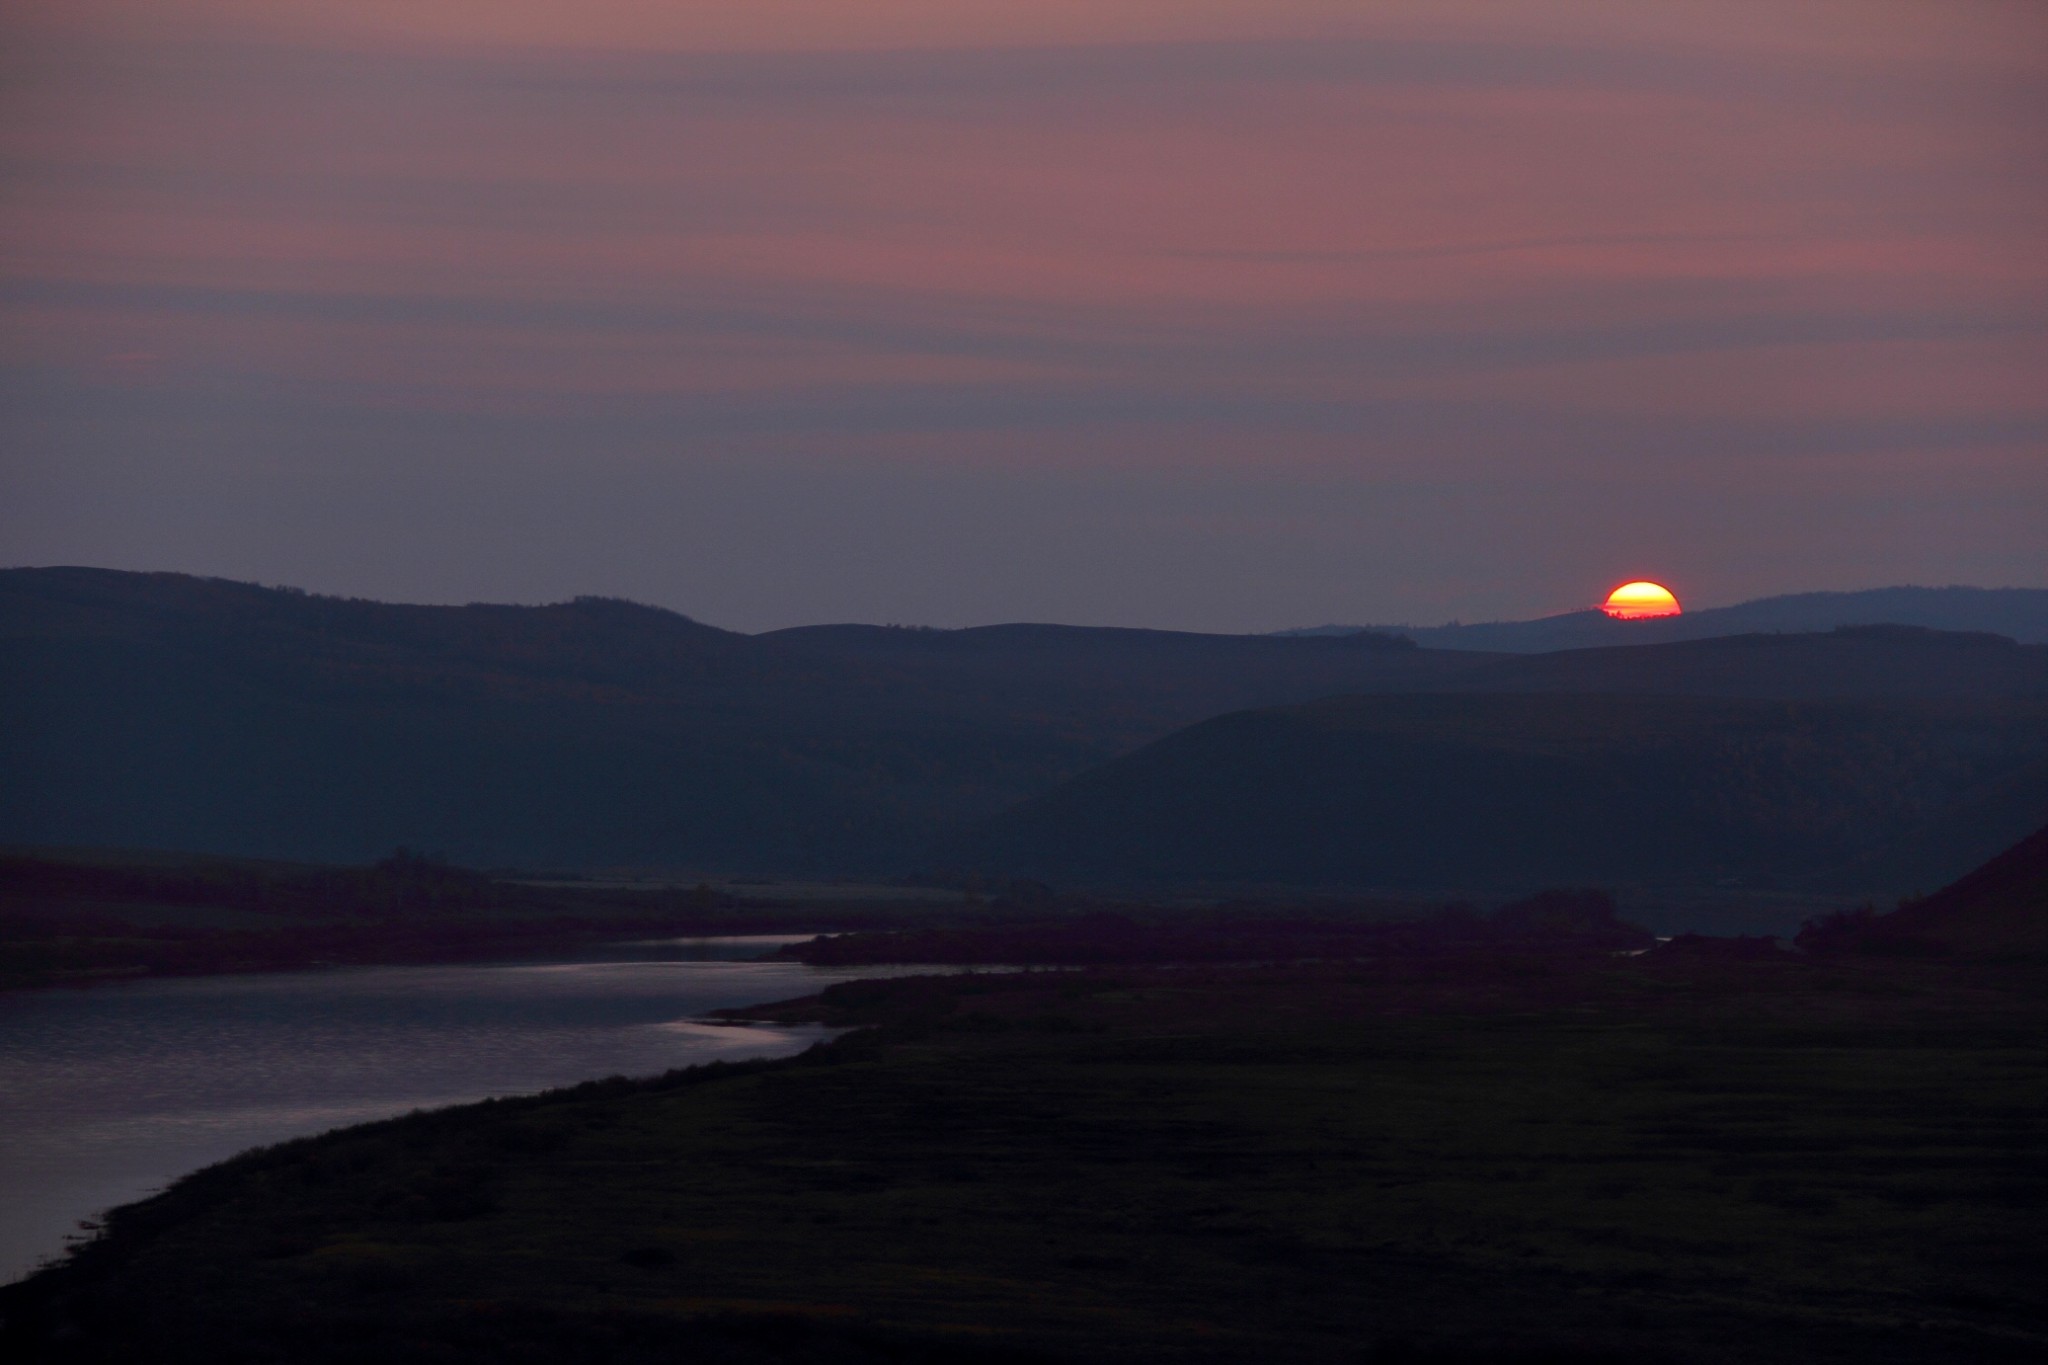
[0,569,1484,870]
[1798,823,2047,957]
[952,694,2048,893]
[1291,585,2048,651]
[8,569,2042,880]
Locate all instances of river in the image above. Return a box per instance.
[0,938,920,1283]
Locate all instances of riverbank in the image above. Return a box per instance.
[6,947,2041,1363]
[0,951,897,1283]
[0,847,986,992]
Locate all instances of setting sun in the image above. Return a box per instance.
[1600,581,1682,619]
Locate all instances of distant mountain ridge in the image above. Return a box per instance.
[0,568,1489,872]
[1283,586,2048,651]
[5,567,2042,888]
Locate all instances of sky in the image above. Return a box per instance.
[2,1,2043,632]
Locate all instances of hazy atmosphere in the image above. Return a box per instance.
[5,8,2046,1362]
[5,1,2044,629]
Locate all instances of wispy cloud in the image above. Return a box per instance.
[2,1,2042,626]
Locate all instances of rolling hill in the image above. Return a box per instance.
[6,567,2042,884]
[0,568,1481,871]
[950,693,2048,894]
[1876,822,2047,954]
[1798,823,2047,957]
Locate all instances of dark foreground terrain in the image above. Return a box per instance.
[5,844,2041,1364]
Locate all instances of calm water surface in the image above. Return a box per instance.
[0,939,917,1282]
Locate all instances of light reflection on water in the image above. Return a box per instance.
[0,941,913,1283]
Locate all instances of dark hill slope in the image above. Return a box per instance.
[1800,823,2047,957]
[756,619,1488,722]
[9,568,2042,876]
[2,571,840,870]
[953,694,2048,893]
[0,569,1485,870]
[1885,822,2047,954]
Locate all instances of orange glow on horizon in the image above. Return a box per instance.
[1599,580,1681,619]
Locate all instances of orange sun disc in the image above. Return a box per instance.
[1600,581,1682,619]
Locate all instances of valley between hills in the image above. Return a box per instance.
[2,569,2042,1364]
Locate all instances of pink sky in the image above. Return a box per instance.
[2,2,2043,628]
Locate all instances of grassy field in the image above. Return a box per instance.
[5,951,2041,1363]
